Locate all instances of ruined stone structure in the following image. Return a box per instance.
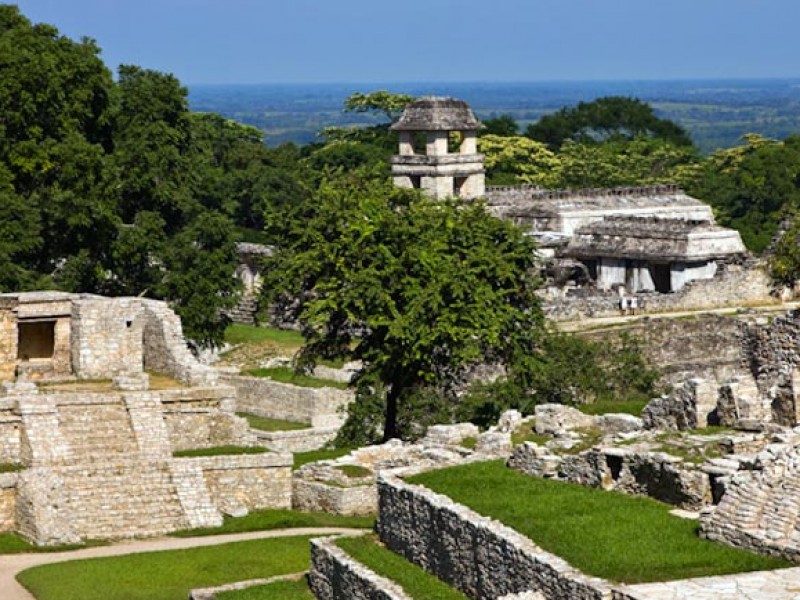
[228,242,273,325]
[391,97,485,200]
[564,216,746,293]
[700,429,800,562]
[0,292,292,545]
[642,309,800,432]
[389,98,763,313]
[0,291,217,385]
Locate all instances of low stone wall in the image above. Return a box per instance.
[255,427,339,453]
[293,478,376,517]
[509,444,711,510]
[0,472,17,531]
[309,535,412,600]
[544,265,773,323]
[161,387,254,451]
[181,453,293,514]
[376,472,633,600]
[222,374,353,428]
[190,573,307,600]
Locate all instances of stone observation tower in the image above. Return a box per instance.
[390,97,485,200]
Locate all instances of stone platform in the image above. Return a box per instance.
[628,567,800,599]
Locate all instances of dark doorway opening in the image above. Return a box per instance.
[651,263,672,293]
[17,320,56,361]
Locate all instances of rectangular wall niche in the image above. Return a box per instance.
[17,320,56,360]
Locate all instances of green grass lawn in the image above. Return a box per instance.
[243,367,349,390]
[173,445,271,458]
[293,447,354,470]
[578,398,649,416]
[17,536,316,600]
[0,533,102,555]
[171,508,374,537]
[236,413,311,432]
[217,578,314,599]
[225,324,305,347]
[407,460,790,584]
[336,534,468,600]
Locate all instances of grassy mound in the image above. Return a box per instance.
[243,367,348,390]
[173,446,271,458]
[171,508,373,537]
[236,413,311,432]
[408,460,790,584]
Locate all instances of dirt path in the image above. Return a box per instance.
[556,301,800,333]
[0,527,367,600]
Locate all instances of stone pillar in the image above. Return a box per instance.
[0,307,17,382]
[460,131,477,154]
[398,132,414,156]
[638,265,655,291]
[422,175,454,199]
[459,173,485,200]
[426,131,448,156]
[671,263,688,292]
[598,258,626,288]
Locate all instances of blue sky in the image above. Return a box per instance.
[12,0,800,85]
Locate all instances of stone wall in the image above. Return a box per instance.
[309,535,412,600]
[738,309,800,396]
[0,399,21,464]
[183,453,293,514]
[0,301,17,381]
[141,299,218,386]
[255,427,339,453]
[0,473,16,531]
[223,374,353,428]
[508,444,711,509]
[71,296,144,379]
[700,439,800,562]
[579,314,741,385]
[160,387,253,451]
[376,472,632,600]
[544,265,773,322]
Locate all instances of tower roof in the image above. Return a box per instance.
[390,96,482,132]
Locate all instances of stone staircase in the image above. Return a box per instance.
[15,392,222,544]
[58,459,188,540]
[57,402,138,460]
[702,452,800,557]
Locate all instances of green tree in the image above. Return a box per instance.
[262,177,542,440]
[527,96,693,151]
[553,137,699,189]
[686,134,800,252]
[478,134,560,186]
[113,65,197,228]
[480,114,519,137]
[0,166,41,291]
[0,5,118,272]
[160,212,241,348]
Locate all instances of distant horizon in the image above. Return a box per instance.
[187,76,800,88]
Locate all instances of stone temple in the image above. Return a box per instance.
[390,98,762,315]
[0,292,291,546]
